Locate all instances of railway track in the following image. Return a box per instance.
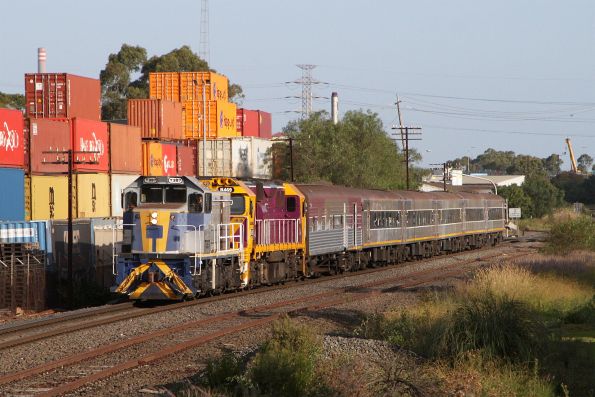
[0,247,533,396]
[0,240,533,352]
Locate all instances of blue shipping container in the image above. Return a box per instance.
[0,220,52,253]
[0,168,25,221]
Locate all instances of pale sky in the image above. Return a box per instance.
[1,0,594,169]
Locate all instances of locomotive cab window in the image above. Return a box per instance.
[140,185,163,204]
[286,197,297,212]
[188,193,203,213]
[124,191,138,210]
[165,186,187,203]
[230,195,246,215]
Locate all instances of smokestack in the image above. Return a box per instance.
[331,92,339,125]
[38,47,47,73]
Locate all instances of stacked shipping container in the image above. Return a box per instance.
[236,108,272,139]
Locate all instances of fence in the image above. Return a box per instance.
[0,249,46,313]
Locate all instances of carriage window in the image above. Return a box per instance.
[488,208,504,220]
[205,193,212,214]
[286,197,297,212]
[230,195,246,215]
[165,186,187,203]
[440,209,462,224]
[141,185,163,203]
[370,211,401,229]
[407,210,433,226]
[188,193,203,213]
[466,208,484,222]
[333,215,343,229]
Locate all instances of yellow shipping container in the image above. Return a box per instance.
[149,72,180,102]
[31,175,69,220]
[75,173,111,218]
[149,72,229,102]
[184,100,239,139]
[30,174,110,220]
[24,175,31,221]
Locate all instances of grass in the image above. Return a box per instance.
[546,214,595,253]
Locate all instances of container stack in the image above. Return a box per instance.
[0,108,26,221]
[24,73,111,221]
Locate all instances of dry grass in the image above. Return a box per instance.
[514,251,595,287]
[461,265,594,316]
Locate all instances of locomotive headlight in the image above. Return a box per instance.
[150,218,158,225]
[151,212,158,219]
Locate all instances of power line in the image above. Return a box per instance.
[423,124,595,138]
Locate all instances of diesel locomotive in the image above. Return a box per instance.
[114,176,506,300]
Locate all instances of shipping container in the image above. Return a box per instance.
[109,123,142,174]
[176,144,197,176]
[0,108,25,168]
[179,72,229,102]
[25,73,101,120]
[74,173,110,218]
[0,168,25,221]
[0,221,50,254]
[258,111,272,139]
[197,137,272,179]
[30,175,68,220]
[184,100,238,138]
[110,174,140,217]
[51,218,122,290]
[24,175,31,221]
[236,108,259,137]
[127,99,184,140]
[148,72,180,102]
[142,142,177,176]
[28,118,71,174]
[72,118,109,172]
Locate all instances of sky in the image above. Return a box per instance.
[1,0,594,169]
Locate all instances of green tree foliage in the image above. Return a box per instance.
[0,92,25,111]
[498,185,533,215]
[100,44,243,120]
[507,155,547,177]
[577,153,593,174]
[543,153,563,176]
[275,111,408,190]
[522,176,564,218]
[100,44,147,120]
[452,149,562,178]
[552,173,595,205]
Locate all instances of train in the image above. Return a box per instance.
[114,176,507,300]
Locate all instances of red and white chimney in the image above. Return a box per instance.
[38,47,47,73]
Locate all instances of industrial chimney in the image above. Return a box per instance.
[331,92,339,124]
[38,47,47,73]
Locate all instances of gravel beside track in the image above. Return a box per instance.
[0,239,540,396]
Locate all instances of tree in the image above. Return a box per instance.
[543,153,563,176]
[100,44,244,120]
[276,110,407,190]
[100,44,147,120]
[577,154,593,174]
[498,185,533,217]
[0,92,25,111]
[507,154,547,177]
[552,172,587,203]
[522,175,564,218]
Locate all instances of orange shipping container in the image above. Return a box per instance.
[148,72,180,102]
[127,99,183,140]
[149,72,229,102]
[184,100,238,139]
[142,142,177,176]
[109,123,142,174]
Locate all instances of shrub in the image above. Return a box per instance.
[201,353,245,394]
[547,214,595,253]
[249,317,322,397]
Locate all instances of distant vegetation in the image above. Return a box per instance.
[0,92,25,111]
[100,44,244,121]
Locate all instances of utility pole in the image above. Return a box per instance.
[396,96,405,149]
[43,149,98,308]
[200,0,210,64]
[391,126,422,190]
[430,162,450,192]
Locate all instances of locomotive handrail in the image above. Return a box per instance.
[113,222,131,276]
[173,225,198,276]
[255,219,301,247]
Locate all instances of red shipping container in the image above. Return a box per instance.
[0,108,25,168]
[109,123,142,174]
[29,118,71,174]
[71,118,109,172]
[236,108,259,138]
[127,99,184,140]
[176,144,197,176]
[25,73,101,121]
[258,111,272,139]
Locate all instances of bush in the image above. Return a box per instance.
[202,353,245,395]
[249,317,323,397]
[547,214,595,253]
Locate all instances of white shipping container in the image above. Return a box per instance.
[110,174,140,217]
[197,139,232,177]
[197,138,273,179]
[250,137,273,179]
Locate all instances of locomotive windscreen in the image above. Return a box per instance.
[140,185,187,204]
